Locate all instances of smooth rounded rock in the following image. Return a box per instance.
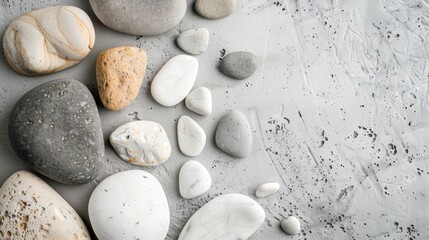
[3,6,95,76]
[89,170,170,240]
[177,28,210,55]
[219,51,258,80]
[178,194,265,239]
[89,0,186,36]
[9,79,104,184]
[179,161,211,199]
[151,55,198,107]
[0,171,90,239]
[96,46,147,111]
[281,216,301,235]
[256,182,280,198]
[177,116,206,157]
[195,0,236,19]
[185,87,212,116]
[109,121,171,167]
[215,110,253,158]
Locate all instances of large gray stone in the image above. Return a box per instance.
[9,79,104,184]
[89,0,187,36]
[215,110,253,158]
[219,51,258,80]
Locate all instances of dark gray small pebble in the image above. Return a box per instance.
[219,51,258,80]
[215,110,253,158]
[9,79,104,184]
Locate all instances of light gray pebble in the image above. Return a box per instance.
[177,28,210,55]
[215,110,253,158]
[195,0,236,19]
[219,51,258,80]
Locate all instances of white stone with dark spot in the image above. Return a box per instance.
[89,170,170,240]
[178,194,265,239]
[255,182,280,198]
[179,160,211,199]
[177,116,206,157]
[185,87,212,116]
[281,216,301,235]
[109,121,171,167]
[215,110,253,158]
[177,28,209,55]
[219,51,258,80]
[151,55,198,106]
[0,171,90,239]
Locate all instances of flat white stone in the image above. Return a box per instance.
[177,116,206,157]
[177,28,210,55]
[178,194,265,239]
[281,216,301,235]
[185,87,212,116]
[3,6,95,76]
[151,55,198,106]
[179,160,212,199]
[255,182,280,198]
[89,170,170,240]
[0,171,90,239]
[109,121,171,166]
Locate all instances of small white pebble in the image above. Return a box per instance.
[255,182,280,198]
[281,216,301,235]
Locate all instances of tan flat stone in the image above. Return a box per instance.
[96,46,147,111]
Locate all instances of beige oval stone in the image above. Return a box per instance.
[0,171,90,240]
[96,46,147,111]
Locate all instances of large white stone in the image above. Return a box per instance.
[89,170,170,240]
[178,194,265,239]
[185,87,212,116]
[151,55,198,106]
[177,116,206,157]
[3,6,95,76]
[109,121,171,166]
[255,182,280,198]
[179,161,211,199]
[0,171,90,239]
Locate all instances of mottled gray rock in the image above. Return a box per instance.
[177,28,210,55]
[219,51,258,80]
[215,110,252,158]
[89,0,187,36]
[195,0,236,19]
[9,79,104,184]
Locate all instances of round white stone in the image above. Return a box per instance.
[177,115,206,157]
[185,87,212,116]
[255,182,280,198]
[109,121,171,166]
[89,170,170,240]
[179,160,212,199]
[177,28,210,55]
[281,216,301,235]
[178,194,265,239]
[151,55,198,106]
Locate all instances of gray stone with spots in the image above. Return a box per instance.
[8,79,104,184]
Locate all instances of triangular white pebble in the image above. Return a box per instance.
[185,87,212,116]
[177,115,206,157]
[179,160,212,199]
[177,28,210,55]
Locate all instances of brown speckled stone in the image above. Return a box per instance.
[96,46,147,111]
[0,171,90,240]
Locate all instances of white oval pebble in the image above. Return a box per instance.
[178,116,206,157]
[89,170,170,240]
[178,194,265,239]
[255,182,280,198]
[185,87,212,116]
[177,28,210,55]
[281,216,301,235]
[109,121,171,166]
[179,160,212,199]
[151,55,198,106]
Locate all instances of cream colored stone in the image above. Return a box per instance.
[3,6,95,76]
[0,171,90,240]
[96,46,147,111]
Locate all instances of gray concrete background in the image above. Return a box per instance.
[0,0,428,239]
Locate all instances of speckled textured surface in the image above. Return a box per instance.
[0,0,428,239]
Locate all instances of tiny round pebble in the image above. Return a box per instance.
[281,216,301,235]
